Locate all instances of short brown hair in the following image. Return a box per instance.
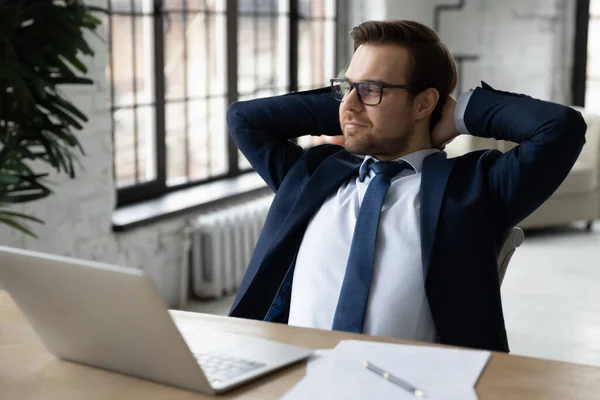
[350,20,457,129]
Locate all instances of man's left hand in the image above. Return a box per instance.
[431,96,460,150]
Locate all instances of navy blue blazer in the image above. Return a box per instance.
[225,83,586,352]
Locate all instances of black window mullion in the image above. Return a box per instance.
[573,0,590,107]
[227,0,240,175]
[271,0,277,90]
[334,0,341,75]
[253,0,259,93]
[129,0,140,182]
[289,0,299,93]
[107,0,117,192]
[183,1,190,179]
[307,2,313,89]
[205,6,213,176]
[154,0,167,187]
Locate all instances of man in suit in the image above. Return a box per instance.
[225,20,586,352]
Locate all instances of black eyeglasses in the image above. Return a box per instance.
[330,78,421,106]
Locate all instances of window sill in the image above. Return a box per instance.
[112,172,269,232]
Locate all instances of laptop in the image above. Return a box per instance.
[0,245,313,395]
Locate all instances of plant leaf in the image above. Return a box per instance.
[0,210,44,224]
[0,172,20,185]
[0,215,38,237]
[0,191,51,204]
[50,77,93,85]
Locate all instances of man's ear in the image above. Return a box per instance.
[413,88,440,121]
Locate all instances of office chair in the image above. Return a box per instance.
[497,227,525,286]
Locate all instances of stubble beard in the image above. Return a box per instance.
[343,129,412,158]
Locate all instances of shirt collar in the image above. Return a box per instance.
[358,149,440,181]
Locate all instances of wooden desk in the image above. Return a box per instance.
[1,290,598,399]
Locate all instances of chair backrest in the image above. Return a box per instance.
[497,227,525,285]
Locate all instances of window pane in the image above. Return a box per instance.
[110,15,135,107]
[114,108,136,187]
[238,16,257,94]
[588,20,600,75]
[187,97,229,180]
[257,18,281,92]
[110,0,133,13]
[298,21,314,90]
[114,106,155,186]
[299,0,335,18]
[136,106,157,182]
[187,13,209,98]
[133,0,153,13]
[206,97,228,177]
[208,0,227,12]
[166,102,187,183]
[310,0,324,18]
[587,16,600,113]
[164,12,186,100]
[134,16,155,104]
[188,99,209,179]
[110,0,153,12]
[109,14,155,107]
[297,3,336,149]
[324,0,335,18]
[186,0,206,10]
[585,79,600,113]
[238,11,288,97]
[208,14,227,96]
[187,14,227,98]
[239,0,276,13]
[325,19,337,74]
[592,0,600,18]
[298,20,332,90]
[298,0,311,18]
[163,0,184,10]
[277,14,290,89]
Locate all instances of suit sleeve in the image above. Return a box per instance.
[463,82,587,233]
[226,87,342,192]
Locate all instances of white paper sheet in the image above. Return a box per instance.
[282,340,489,400]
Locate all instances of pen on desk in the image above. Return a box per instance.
[363,361,426,398]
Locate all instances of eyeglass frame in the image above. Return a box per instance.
[330,78,423,106]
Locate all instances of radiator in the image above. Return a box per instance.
[183,194,274,300]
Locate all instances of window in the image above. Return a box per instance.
[106,0,337,207]
[584,0,600,109]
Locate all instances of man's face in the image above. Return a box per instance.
[339,43,417,159]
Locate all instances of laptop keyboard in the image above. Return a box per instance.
[194,352,267,384]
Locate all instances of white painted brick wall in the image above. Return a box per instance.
[0,1,189,306]
[0,0,579,305]
[379,0,575,103]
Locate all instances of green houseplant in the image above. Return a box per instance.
[0,0,103,236]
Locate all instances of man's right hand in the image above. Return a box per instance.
[430,96,460,150]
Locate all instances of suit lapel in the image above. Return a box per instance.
[265,149,454,282]
[264,151,362,263]
[420,152,455,279]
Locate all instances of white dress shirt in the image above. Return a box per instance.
[288,149,439,342]
[287,91,474,342]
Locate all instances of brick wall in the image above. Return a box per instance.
[382,0,575,103]
[0,0,187,306]
[0,0,578,306]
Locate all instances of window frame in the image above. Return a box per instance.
[107,0,338,207]
[572,0,590,107]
